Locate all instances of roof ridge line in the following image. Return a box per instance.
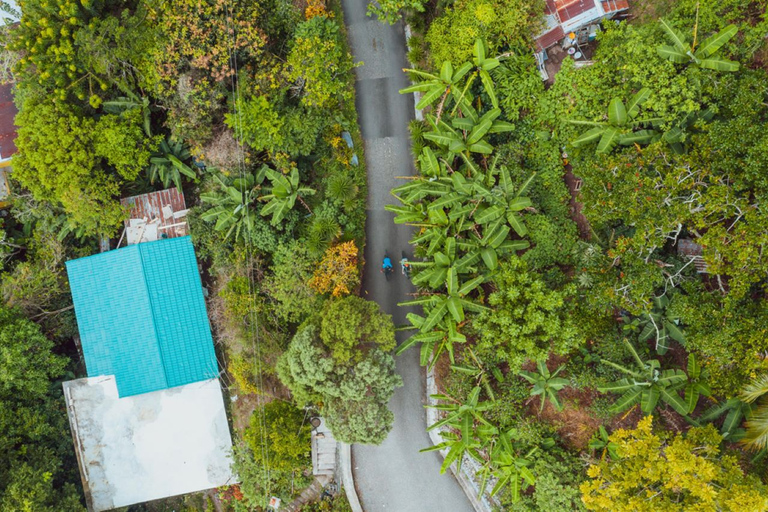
[137,240,172,391]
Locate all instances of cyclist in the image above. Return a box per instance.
[400,256,410,277]
[381,256,393,273]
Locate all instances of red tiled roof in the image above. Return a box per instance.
[0,82,17,159]
[536,26,566,51]
[546,0,598,23]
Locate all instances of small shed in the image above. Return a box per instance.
[535,0,630,52]
[677,239,709,274]
[120,188,189,245]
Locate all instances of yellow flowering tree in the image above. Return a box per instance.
[580,416,768,511]
[308,241,360,297]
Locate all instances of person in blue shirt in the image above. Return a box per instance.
[382,256,393,272]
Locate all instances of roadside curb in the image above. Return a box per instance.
[403,24,424,122]
[426,367,494,512]
[339,443,364,512]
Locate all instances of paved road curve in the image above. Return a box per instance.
[340,2,475,511]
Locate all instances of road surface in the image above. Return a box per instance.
[339,1,475,511]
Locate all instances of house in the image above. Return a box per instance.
[0,81,18,206]
[62,236,236,512]
[535,0,630,79]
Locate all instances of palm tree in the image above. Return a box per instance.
[740,374,768,449]
[657,19,739,72]
[258,168,316,226]
[597,338,688,416]
[569,88,661,154]
[519,360,569,413]
[199,173,260,243]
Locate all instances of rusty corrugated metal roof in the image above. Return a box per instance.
[602,0,630,13]
[546,0,599,23]
[121,188,188,241]
[536,26,566,51]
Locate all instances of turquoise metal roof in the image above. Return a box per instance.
[66,236,218,397]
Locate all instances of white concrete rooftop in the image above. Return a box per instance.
[63,376,237,512]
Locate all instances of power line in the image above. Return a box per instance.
[222,2,272,503]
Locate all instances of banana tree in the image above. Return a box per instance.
[258,167,316,226]
[519,360,569,413]
[477,430,538,501]
[597,338,688,416]
[569,88,661,154]
[148,136,197,191]
[400,39,501,115]
[199,173,260,243]
[451,347,503,401]
[102,88,152,137]
[659,107,716,154]
[410,238,476,289]
[426,386,494,437]
[683,353,711,414]
[588,426,619,460]
[400,59,475,112]
[457,219,529,271]
[400,274,488,331]
[420,428,487,475]
[396,313,466,367]
[475,167,535,237]
[423,108,513,157]
[417,146,449,178]
[657,19,739,72]
[699,398,752,441]
[621,293,685,355]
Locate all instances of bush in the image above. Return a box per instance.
[263,242,321,324]
[474,257,583,371]
[425,0,543,66]
[243,400,311,472]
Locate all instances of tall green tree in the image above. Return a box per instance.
[0,305,83,511]
[319,296,396,364]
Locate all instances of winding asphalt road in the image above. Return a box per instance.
[340,2,474,511]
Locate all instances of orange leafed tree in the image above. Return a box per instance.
[305,0,330,19]
[309,241,360,297]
